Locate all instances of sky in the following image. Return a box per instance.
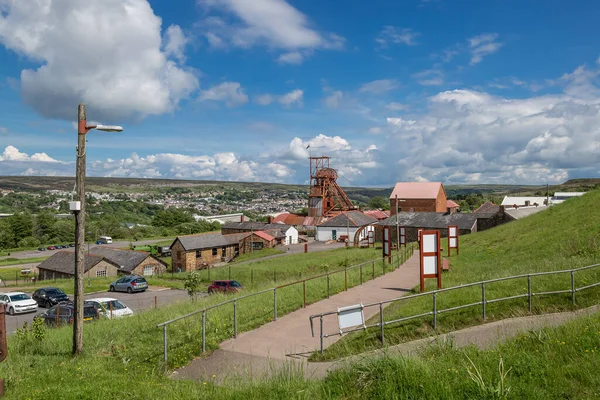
[0,0,599,187]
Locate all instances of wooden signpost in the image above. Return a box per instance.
[419,230,442,292]
[448,225,459,256]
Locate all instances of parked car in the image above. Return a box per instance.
[109,275,148,293]
[40,301,100,327]
[47,246,56,250]
[86,298,134,318]
[32,287,70,308]
[0,292,38,315]
[38,247,46,251]
[207,280,243,295]
[69,243,75,247]
[62,244,70,248]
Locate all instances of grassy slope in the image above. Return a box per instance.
[319,188,600,360]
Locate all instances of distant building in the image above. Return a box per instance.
[193,213,245,224]
[315,211,377,242]
[87,247,167,276]
[389,182,448,214]
[551,192,586,204]
[501,196,548,208]
[221,222,298,245]
[446,200,460,214]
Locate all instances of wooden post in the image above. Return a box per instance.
[73,104,87,355]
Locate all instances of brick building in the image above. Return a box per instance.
[389,182,448,214]
[240,231,277,253]
[170,232,250,272]
[221,222,298,245]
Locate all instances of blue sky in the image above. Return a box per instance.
[0,0,599,186]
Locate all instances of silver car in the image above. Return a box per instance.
[109,275,148,293]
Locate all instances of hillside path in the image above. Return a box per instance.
[173,250,421,382]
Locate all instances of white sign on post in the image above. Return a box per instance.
[337,303,365,334]
[400,226,406,245]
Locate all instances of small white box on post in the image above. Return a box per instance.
[69,201,81,212]
[337,303,365,335]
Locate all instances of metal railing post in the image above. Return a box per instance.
[433,292,437,330]
[303,281,307,308]
[163,325,168,365]
[379,303,385,346]
[360,265,363,285]
[571,271,576,306]
[202,310,206,353]
[233,300,237,338]
[372,261,375,279]
[527,275,532,313]
[327,274,330,298]
[344,268,348,291]
[273,288,277,321]
[319,315,324,354]
[481,282,486,320]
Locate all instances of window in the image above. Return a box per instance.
[143,265,155,276]
[212,248,217,256]
[252,242,263,250]
[96,270,107,278]
[221,247,226,257]
[196,250,202,258]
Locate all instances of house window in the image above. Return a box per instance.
[221,247,226,257]
[212,248,217,256]
[143,265,155,276]
[252,242,264,250]
[96,270,107,277]
[196,250,202,258]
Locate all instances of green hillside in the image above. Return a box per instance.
[319,188,600,360]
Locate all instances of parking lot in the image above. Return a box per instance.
[4,286,198,334]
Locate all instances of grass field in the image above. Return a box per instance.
[0,256,48,267]
[316,188,600,360]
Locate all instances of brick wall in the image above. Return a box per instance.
[130,255,167,276]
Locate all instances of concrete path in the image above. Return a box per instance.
[173,250,421,382]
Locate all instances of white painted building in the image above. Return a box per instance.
[315,211,377,242]
[282,226,299,245]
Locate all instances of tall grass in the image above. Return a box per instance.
[318,189,600,360]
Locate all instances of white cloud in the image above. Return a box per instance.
[386,102,409,111]
[197,0,344,62]
[413,69,444,86]
[254,94,274,105]
[359,79,399,93]
[0,126,8,135]
[276,51,304,65]
[324,91,343,108]
[278,89,303,107]
[0,0,199,121]
[199,82,248,107]
[368,127,382,134]
[376,26,419,49]
[0,146,59,163]
[468,33,503,65]
[163,25,188,63]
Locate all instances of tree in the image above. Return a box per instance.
[368,196,389,210]
[184,272,203,300]
[8,212,34,243]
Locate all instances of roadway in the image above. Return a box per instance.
[0,238,172,261]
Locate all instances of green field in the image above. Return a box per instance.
[317,188,600,360]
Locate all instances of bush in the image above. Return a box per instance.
[17,236,40,248]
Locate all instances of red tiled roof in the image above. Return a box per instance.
[446,200,460,208]
[272,213,306,226]
[364,209,389,220]
[253,231,275,241]
[390,182,444,199]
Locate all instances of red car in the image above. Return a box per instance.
[207,280,243,295]
[47,246,56,250]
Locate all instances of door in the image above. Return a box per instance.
[332,230,337,240]
[116,277,128,292]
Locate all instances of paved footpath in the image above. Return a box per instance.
[173,250,421,382]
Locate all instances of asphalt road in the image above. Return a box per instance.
[4,286,195,334]
[0,238,172,261]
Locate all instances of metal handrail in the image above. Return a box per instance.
[157,242,415,366]
[309,262,600,353]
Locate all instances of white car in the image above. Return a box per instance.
[86,298,134,319]
[0,292,38,315]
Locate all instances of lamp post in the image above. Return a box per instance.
[72,103,122,355]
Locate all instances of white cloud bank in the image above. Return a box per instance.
[0,0,199,121]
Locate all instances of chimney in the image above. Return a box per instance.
[524,200,530,207]
[499,205,505,213]
[268,216,273,224]
[241,214,245,222]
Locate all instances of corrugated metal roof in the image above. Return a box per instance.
[253,231,275,241]
[378,211,496,230]
[364,209,390,220]
[175,232,250,251]
[390,182,444,199]
[318,211,378,227]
